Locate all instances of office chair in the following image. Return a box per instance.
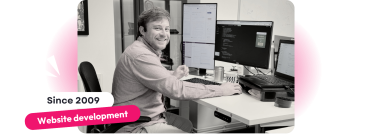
[78,61,151,133]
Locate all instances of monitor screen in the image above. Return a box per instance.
[182,3,217,70]
[276,41,294,77]
[214,21,273,69]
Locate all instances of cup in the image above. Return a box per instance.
[214,66,224,82]
[225,71,238,83]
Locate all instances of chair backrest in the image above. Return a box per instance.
[78,61,102,92]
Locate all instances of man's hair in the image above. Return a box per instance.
[136,8,170,38]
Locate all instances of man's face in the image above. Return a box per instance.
[140,17,170,52]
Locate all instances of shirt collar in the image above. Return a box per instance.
[137,36,162,57]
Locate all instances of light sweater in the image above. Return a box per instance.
[112,37,224,132]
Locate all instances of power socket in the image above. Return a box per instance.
[214,111,231,123]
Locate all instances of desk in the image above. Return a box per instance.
[265,126,294,133]
[181,74,294,133]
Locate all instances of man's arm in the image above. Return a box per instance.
[169,70,174,75]
[171,65,189,79]
[130,54,241,100]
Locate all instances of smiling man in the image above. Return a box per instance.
[112,8,242,133]
[139,14,169,52]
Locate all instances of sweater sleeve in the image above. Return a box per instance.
[130,54,224,100]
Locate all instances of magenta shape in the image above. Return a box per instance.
[46,17,78,92]
[295,23,320,116]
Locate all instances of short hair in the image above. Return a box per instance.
[136,8,171,38]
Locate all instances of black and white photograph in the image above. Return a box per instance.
[78,0,294,133]
[78,0,89,35]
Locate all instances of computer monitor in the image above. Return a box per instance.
[182,3,217,75]
[214,20,274,69]
[276,40,295,80]
[273,35,294,69]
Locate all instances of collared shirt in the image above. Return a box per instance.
[112,37,224,132]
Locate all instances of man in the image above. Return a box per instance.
[112,8,242,133]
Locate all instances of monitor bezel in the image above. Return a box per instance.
[274,35,294,52]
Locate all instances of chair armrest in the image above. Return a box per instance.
[101,116,151,133]
[136,116,151,122]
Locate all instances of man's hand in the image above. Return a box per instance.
[220,83,243,96]
[172,65,189,79]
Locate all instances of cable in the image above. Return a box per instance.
[254,67,270,75]
[254,67,261,75]
[284,86,295,93]
[244,66,256,75]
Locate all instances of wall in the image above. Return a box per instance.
[200,0,239,20]
[239,0,294,38]
[78,0,117,93]
[77,0,116,92]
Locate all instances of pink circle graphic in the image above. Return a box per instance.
[295,21,322,119]
[45,15,77,92]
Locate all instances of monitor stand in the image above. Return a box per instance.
[189,68,207,76]
[198,68,207,76]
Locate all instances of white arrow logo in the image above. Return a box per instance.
[36,55,61,78]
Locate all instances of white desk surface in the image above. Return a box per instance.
[181,75,295,126]
[265,126,294,133]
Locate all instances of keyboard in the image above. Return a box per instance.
[254,75,293,85]
[184,78,221,85]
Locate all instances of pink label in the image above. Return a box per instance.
[25,105,140,130]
